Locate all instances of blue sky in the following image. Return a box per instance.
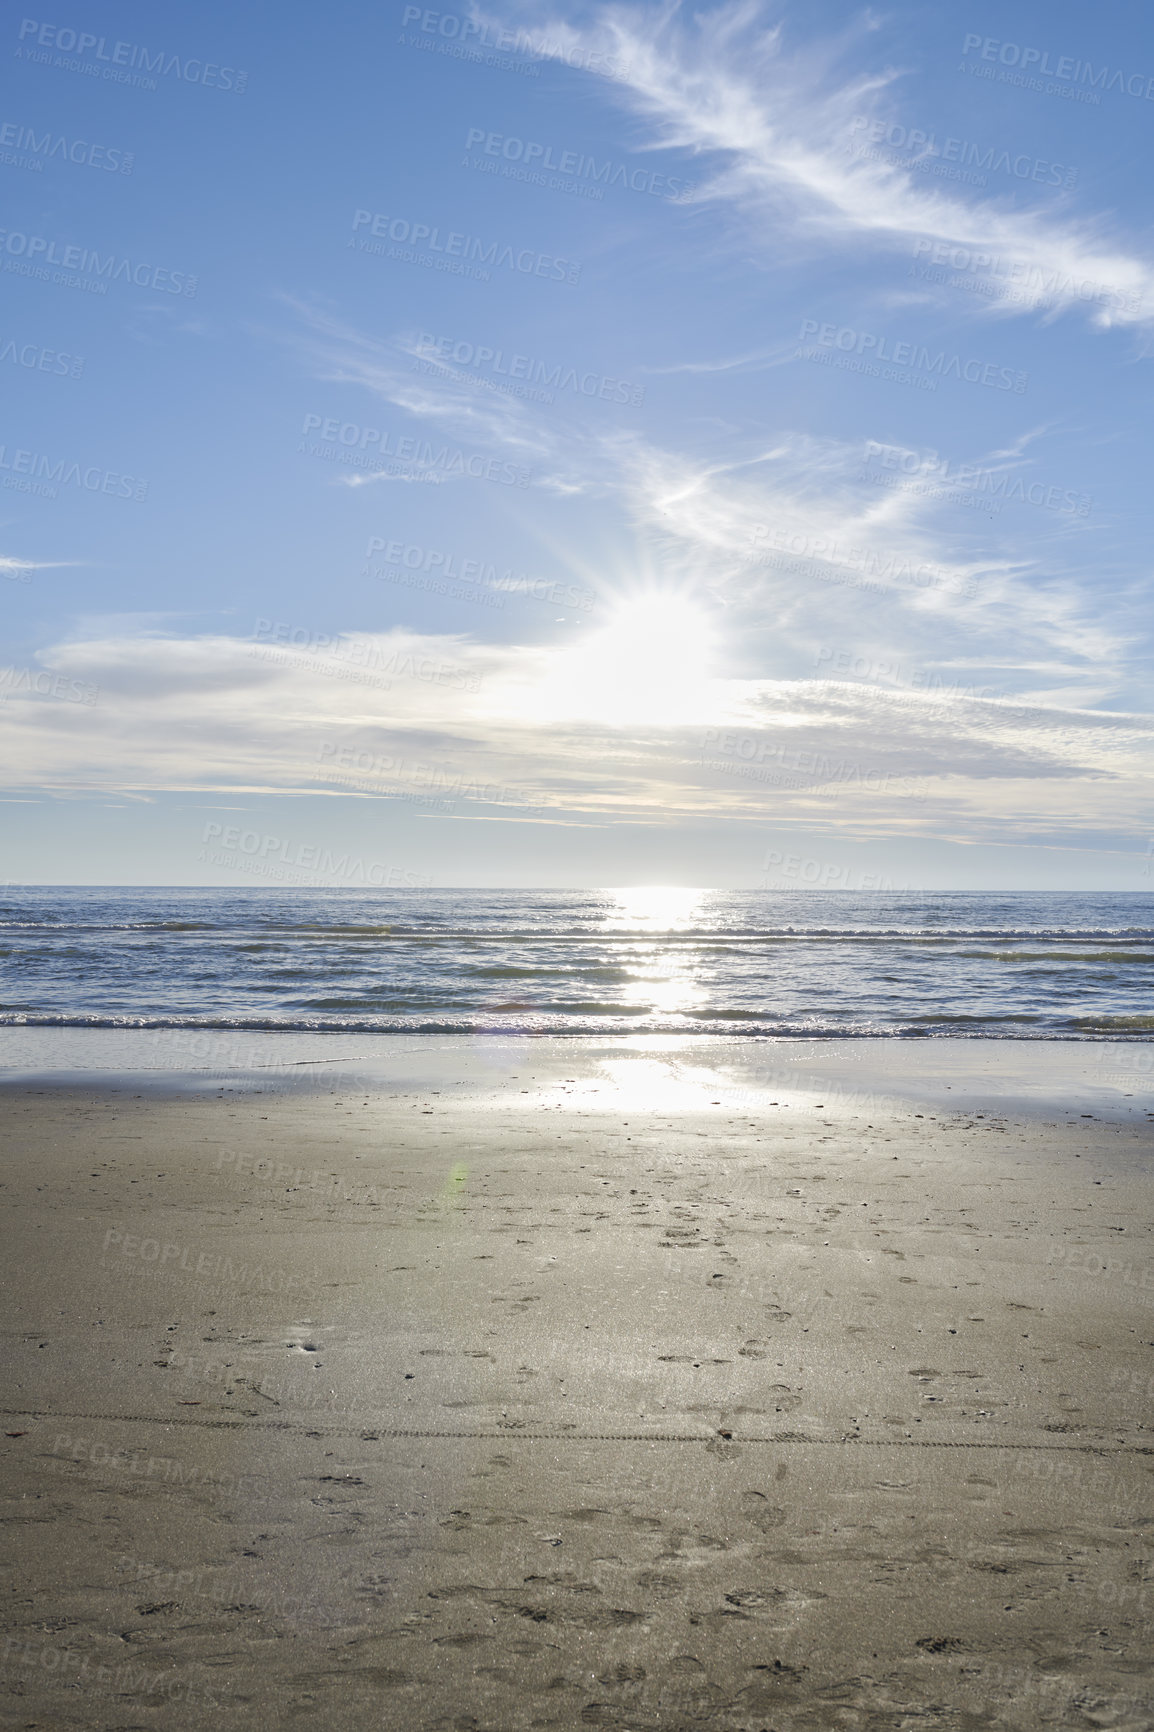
[2,0,1152,888]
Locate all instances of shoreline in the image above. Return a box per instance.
[1,1028,1152,1121]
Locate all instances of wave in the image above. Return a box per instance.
[466,965,635,981]
[3,922,1154,942]
[1,1011,1150,1040]
[959,950,1154,963]
[5,893,1152,1041]
[1070,1014,1154,1031]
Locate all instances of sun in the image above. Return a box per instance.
[524,592,718,726]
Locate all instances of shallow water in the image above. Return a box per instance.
[1,887,1151,1040]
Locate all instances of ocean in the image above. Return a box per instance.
[0,887,1151,1042]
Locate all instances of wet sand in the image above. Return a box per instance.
[1,1046,1153,1729]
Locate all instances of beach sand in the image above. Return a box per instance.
[1,1040,1152,1729]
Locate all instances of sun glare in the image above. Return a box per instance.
[519,592,718,727]
[601,886,710,931]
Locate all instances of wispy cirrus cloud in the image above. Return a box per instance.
[292,300,547,459]
[0,554,74,576]
[638,346,785,376]
[483,0,1154,327]
[286,300,1127,686]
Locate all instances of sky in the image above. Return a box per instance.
[1,0,1152,889]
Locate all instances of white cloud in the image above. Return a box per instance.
[486,0,1154,327]
[0,554,72,575]
[289,303,1123,682]
[0,623,1149,848]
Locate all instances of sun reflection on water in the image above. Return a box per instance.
[598,886,711,933]
[600,887,712,1017]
